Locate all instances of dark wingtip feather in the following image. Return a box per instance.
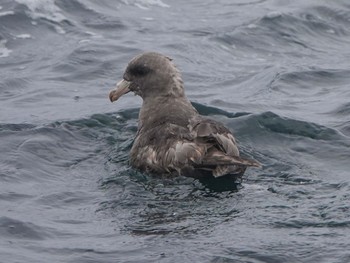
[246,158,262,168]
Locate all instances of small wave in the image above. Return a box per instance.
[15,0,69,33]
[0,77,31,101]
[255,111,341,140]
[0,123,36,132]
[329,102,350,116]
[259,6,350,42]
[312,5,350,31]
[48,43,123,82]
[15,0,67,22]
[0,115,122,182]
[270,69,350,91]
[57,0,126,33]
[36,190,97,208]
[212,4,350,57]
[336,121,350,138]
[0,216,51,240]
[274,219,350,229]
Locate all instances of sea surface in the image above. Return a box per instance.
[1,0,350,262]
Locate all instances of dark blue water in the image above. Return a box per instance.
[1,0,350,262]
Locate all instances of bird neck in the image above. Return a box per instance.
[138,96,198,130]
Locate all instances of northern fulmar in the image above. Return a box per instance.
[109,52,260,179]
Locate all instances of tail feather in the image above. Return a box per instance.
[202,151,262,168]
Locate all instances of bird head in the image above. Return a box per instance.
[109,52,185,102]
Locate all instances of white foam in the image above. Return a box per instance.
[16,34,32,39]
[142,17,155,21]
[145,0,169,8]
[247,23,257,29]
[0,11,15,16]
[54,25,66,34]
[85,31,102,38]
[219,44,231,52]
[122,0,170,9]
[0,40,12,58]
[134,3,148,10]
[266,11,282,19]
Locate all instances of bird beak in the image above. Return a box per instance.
[109,79,131,102]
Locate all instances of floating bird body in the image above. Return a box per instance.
[109,52,260,179]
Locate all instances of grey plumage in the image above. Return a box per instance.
[109,52,260,179]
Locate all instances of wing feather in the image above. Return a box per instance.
[131,116,261,177]
[190,117,261,175]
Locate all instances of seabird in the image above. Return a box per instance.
[109,52,260,179]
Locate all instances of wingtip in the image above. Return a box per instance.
[254,162,263,168]
[248,159,263,168]
[238,156,262,168]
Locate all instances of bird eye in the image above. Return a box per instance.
[129,64,151,76]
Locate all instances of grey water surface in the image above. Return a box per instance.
[1,0,350,262]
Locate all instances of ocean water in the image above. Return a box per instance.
[1,0,350,262]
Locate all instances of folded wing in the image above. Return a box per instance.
[188,117,261,177]
[131,117,260,178]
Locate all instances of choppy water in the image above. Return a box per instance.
[1,0,350,262]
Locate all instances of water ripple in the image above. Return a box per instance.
[1,0,350,262]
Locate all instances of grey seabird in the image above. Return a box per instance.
[109,52,260,179]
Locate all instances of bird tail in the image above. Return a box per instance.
[202,151,261,167]
[201,151,261,178]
